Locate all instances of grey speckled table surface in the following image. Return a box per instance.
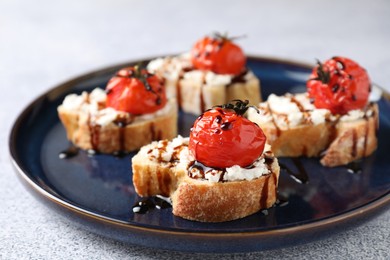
[1,0,389,259]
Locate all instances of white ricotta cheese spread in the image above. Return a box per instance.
[252,92,373,128]
[223,158,270,182]
[60,87,172,126]
[146,136,272,183]
[147,52,256,89]
[268,94,301,114]
[205,71,232,86]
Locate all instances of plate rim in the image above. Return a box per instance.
[11,158,390,238]
[9,55,390,238]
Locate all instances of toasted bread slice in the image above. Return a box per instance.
[248,93,378,167]
[132,137,280,222]
[320,111,378,166]
[171,160,279,222]
[57,88,178,153]
[147,54,261,115]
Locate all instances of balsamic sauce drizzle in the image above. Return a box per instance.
[59,145,131,159]
[229,69,249,85]
[59,145,79,159]
[188,160,224,181]
[199,76,206,112]
[221,121,233,131]
[345,160,362,174]
[275,194,289,207]
[279,158,309,184]
[266,102,281,137]
[112,151,129,158]
[132,196,172,214]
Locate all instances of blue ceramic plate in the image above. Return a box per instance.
[10,56,390,253]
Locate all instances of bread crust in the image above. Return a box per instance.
[171,160,279,222]
[259,122,332,158]
[249,97,379,167]
[226,76,261,105]
[320,105,379,166]
[132,158,178,197]
[58,98,178,153]
[132,142,280,222]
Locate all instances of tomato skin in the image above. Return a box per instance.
[106,67,167,114]
[191,36,246,75]
[189,108,266,168]
[307,56,370,115]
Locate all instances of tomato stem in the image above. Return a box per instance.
[211,32,246,42]
[115,64,162,105]
[312,60,331,84]
[214,99,258,116]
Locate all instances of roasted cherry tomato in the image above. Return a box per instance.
[190,33,246,75]
[307,56,371,115]
[106,66,167,114]
[189,100,266,168]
